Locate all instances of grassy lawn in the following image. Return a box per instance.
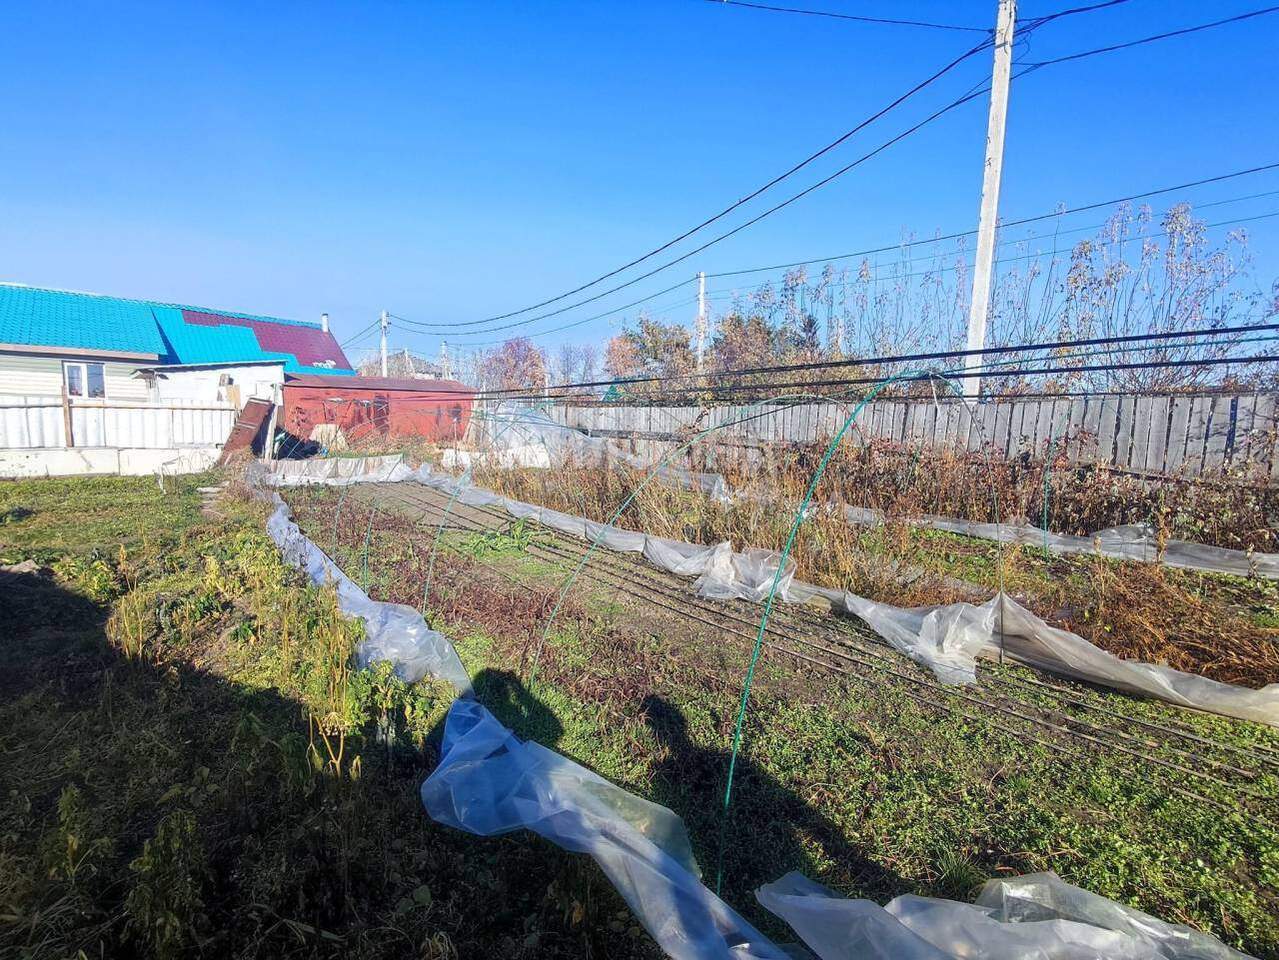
[0,474,213,560]
[289,482,1279,959]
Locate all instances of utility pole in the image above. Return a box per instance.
[440,341,453,380]
[694,271,707,372]
[379,310,389,377]
[963,0,1016,399]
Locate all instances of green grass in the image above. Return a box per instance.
[0,473,214,560]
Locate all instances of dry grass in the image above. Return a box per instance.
[469,454,1279,689]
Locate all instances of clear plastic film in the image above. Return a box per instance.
[263,493,471,694]
[421,698,789,960]
[756,870,1256,960]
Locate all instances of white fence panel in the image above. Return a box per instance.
[0,396,235,450]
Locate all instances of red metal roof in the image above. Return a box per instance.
[284,374,473,394]
[182,310,352,369]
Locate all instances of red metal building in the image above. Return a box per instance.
[281,374,475,445]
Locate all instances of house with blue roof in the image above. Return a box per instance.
[0,283,354,405]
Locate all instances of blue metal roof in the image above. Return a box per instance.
[0,284,167,356]
[0,284,354,373]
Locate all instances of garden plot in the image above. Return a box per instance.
[283,479,1279,959]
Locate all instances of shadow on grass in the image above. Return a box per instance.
[0,565,660,960]
[639,693,904,920]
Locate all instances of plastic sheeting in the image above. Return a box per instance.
[410,464,789,606]
[757,870,1255,960]
[267,454,414,486]
[422,698,789,960]
[446,403,730,501]
[847,591,1279,727]
[842,505,1279,581]
[263,492,472,694]
[421,696,1259,959]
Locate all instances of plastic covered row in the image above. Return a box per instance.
[262,491,471,693]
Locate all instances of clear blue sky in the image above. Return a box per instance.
[3,0,1277,363]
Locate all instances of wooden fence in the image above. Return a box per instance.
[545,392,1279,482]
[0,396,237,450]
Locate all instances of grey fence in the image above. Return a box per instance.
[546,392,1279,483]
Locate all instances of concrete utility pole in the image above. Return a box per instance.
[694,271,707,372]
[964,0,1016,399]
[379,310,389,377]
[440,341,453,380]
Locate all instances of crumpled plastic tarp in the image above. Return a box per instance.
[444,403,730,501]
[410,463,790,606]
[263,493,471,693]
[265,454,414,486]
[846,591,1279,727]
[757,870,1255,960]
[422,697,790,960]
[421,697,1258,959]
[252,458,1257,960]
[842,505,1279,581]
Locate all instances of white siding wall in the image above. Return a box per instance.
[105,362,148,400]
[150,363,285,408]
[0,355,62,395]
[0,354,147,399]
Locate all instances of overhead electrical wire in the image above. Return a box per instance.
[394,168,1279,348]
[408,36,993,331]
[1016,5,1279,67]
[400,3,1260,340]
[465,321,1279,399]
[706,162,1279,279]
[700,0,990,32]
[339,317,383,349]
[705,210,1279,294]
[386,276,696,346]
[397,26,1278,345]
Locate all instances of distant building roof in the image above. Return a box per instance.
[0,283,354,374]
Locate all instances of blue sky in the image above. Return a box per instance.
[2,0,1276,363]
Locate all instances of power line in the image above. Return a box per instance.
[339,317,382,349]
[394,173,1279,350]
[705,210,1279,294]
[701,0,990,33]
[467,322,1279,398]
[397,80,995,340]
[397,13,1279,344]
[411,36,993,331]
[388,277,696,346]
[389,8,1279,346]
[1017,5,1279,68]
[1020,0,1134,29]
[706,162,1279,279]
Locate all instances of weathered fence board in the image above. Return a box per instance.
[548,390,1279,481]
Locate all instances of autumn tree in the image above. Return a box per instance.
[477,337,546,392]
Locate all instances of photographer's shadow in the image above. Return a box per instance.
[639,693,904,920]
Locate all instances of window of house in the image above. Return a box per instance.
[64,361,106,398]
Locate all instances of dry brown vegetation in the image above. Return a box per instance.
[468,450,1279,689]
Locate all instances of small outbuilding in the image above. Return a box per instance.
[280,374,475,447]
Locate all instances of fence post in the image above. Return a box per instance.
[61,385,74,448]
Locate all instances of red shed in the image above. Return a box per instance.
[281,374,475,445]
